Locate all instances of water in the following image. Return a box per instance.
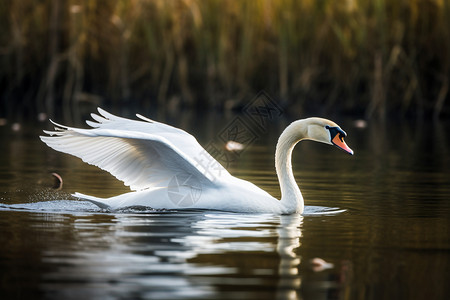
[1,113,450,299]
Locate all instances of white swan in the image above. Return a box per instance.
[40,108,353,214]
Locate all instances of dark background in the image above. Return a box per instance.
[1,0,449,122]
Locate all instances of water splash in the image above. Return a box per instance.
[0,200,103,213]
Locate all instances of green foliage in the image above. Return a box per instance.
[1,0,449,118]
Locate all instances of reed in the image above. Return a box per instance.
[0,0,449,120]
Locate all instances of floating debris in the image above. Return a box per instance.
[52,172,63,190]
[225,141,244,152]
[353,119,367,129]
[38,112,47,122]
[310,258,334,272]
[11,123,21,132]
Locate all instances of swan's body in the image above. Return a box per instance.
[40,108,353,214]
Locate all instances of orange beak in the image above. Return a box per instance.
[332,134,354,155]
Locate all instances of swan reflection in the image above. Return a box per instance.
[276,214,303,299]
[35,211,305,299]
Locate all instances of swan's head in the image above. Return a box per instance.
[302,118,354,155]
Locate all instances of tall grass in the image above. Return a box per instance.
[0,0,449,120]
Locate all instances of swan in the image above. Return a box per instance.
[40,108,353,214]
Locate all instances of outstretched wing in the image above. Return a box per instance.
[40,108,230,191]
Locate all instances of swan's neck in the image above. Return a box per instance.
[275,121,306,214]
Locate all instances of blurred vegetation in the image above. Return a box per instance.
[0,0,449,120]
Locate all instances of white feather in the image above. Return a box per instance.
[40,108,230,191]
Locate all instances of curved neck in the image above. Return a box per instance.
[275,121,306,214]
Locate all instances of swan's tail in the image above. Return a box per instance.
[72,192,111,210]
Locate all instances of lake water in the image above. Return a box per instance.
[1,111,450,299]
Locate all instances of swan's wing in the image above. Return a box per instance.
[40,109,231,191]
[86,108,227,170]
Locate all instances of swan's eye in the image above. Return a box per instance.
[326,126,347,142]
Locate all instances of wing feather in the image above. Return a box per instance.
[40,108,230,191]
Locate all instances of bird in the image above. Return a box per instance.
[40,108,353,214]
